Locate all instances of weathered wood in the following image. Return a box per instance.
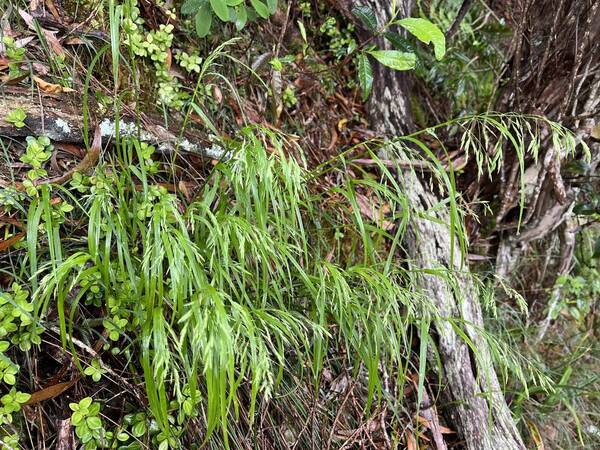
[0,87,227,159]
[0,87,83,141]
[355,1,526,448]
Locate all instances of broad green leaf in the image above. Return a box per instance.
[352,5,377,31]
[367,50,416,71]
[210,0,229,21]
[227,6,237,22]
[356,53,373,101]
[384,32,416,53]
[266,0,277,14]
[250,0,269,18]
[235,5,248,30]
[226,0,243,5]
[397,17,446,60]
[195,4,213,37]
[181,0,203,15]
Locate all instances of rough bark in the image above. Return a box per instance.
[491,0,600,286]
[355,1,526,448]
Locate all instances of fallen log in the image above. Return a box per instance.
[0,87,227,159]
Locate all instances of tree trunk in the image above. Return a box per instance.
[356,1,526,448]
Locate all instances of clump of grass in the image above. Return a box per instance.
[23,127,428,446]
[2,111,583,448]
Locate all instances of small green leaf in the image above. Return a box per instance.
[117,431,129,441]
[367,50,416,71]
[183,399,194,415]
[269,58,283,71]
[210,0,229,21]
[5,108,27,128]
[195,4,213,37]
[3,373,15,385]
[80,397,93,409]
[15,392,30,403]
[72,411,83,425]
[297,20,307,43]
[88,402,100,416]
[356,53,373,101]
[397,17,446,60]
[86,416,103,430]
[352,5,377,31]
[250,0,269,18]
[61,203,74,213]
[132,420,146,437]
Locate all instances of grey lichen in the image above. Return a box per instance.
[99,118,229,160]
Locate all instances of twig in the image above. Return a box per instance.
[446,0,474,40]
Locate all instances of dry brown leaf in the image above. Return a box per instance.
[32,62,50,75]
[1,73,29,84]
[527,419,545,450]
[406,431,417,450]
[0,232,25,252]
[64,37,85,45]
[44,0,62,21]
[32,75,76,94]
[213,85,223,104]
[355,193,394,231]
[178,180,194,203]
[25,379,76,405]
[18,9,65,56]
[55,143,85,158]
[165,47,172,71]
[417,415,455,434]
[0,216,25,229]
